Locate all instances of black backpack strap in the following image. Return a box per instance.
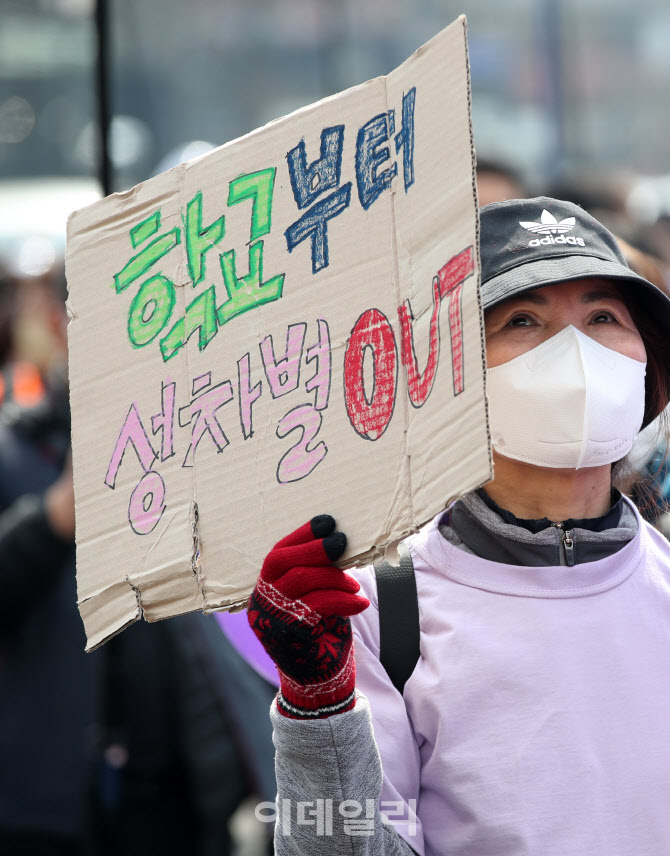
[374,549,420,695]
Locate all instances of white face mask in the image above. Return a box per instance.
[486,325,647,470]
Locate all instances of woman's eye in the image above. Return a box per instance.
[591,311,617,324]
[506,314,534,327]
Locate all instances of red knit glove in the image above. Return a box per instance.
[247,515,369,719]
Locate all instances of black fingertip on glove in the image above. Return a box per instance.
[310,514,336,538]
[323,531,347,561]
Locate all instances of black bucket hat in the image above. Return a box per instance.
[479,196,670,426]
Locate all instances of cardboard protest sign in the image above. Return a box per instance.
[66,15,491,650]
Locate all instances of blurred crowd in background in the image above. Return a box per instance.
[1,1,670,854]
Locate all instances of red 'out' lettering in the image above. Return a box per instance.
[437,246,474,396]
[343,308,397,440]
[398,275,442,408]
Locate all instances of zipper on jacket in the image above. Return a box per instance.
[562,529,575,566]
[552,522,575,566]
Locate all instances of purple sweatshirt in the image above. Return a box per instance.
[272,497,670,855]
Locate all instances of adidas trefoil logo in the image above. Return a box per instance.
[519,209,585,248]
[520,210,575,235]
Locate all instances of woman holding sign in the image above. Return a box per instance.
[247,197,670,856]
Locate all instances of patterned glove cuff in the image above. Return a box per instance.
[277,646,357,719]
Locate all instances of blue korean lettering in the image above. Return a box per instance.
[355,111,398,211]
[395,87,416,192]
[285,184,352,274]
[285,126,352,274]
[286,126,344,209]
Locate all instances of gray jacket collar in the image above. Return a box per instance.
[440,489,638,567]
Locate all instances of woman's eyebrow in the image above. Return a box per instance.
[581,287,625,303]
[500,292,548,307]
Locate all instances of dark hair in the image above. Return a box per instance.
[626,296,670,427]
[612,291,670,512]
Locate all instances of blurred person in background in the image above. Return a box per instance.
[616,236,669,292]
[0,252,276,856]
[475,157,527,207]
[0,264,47,413]
[0,257,98,856]
[646,215,670,285]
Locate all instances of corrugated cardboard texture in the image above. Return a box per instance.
[66,16,491,650]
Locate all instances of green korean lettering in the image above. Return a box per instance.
[227,168,275,241]
[184,191,225,286]
[217,240,284,326]
[114,226,180,294]
[160,286,218,362]
[127,275,176,347]
[130,211,161,249]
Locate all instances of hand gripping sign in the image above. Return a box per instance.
[66,16,491,650]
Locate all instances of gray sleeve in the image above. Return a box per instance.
[271,691,418,855]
